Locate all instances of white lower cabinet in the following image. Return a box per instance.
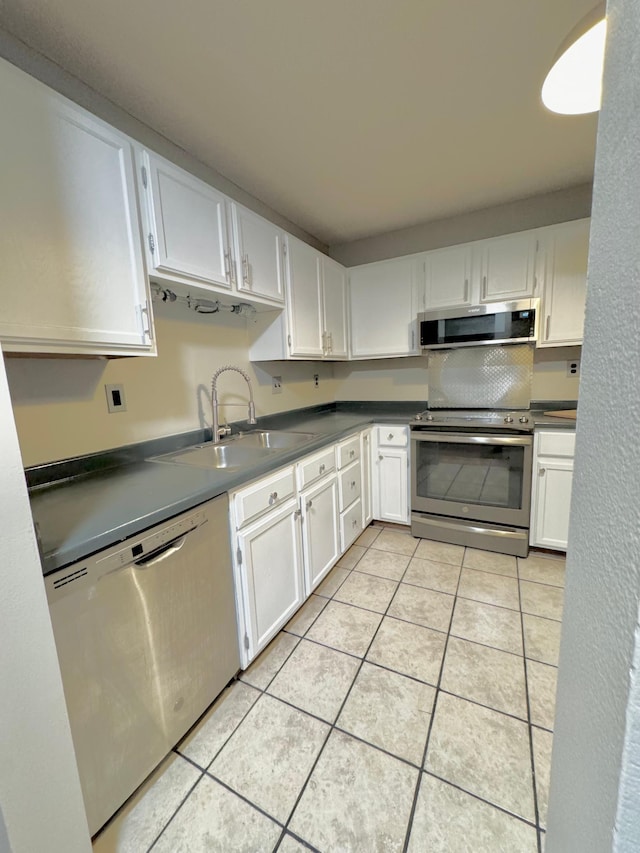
[361,428,374,528]
[300,475,340,591]
[372,425,410,525]
[530,429,576,551]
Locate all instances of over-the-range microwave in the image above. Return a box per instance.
[419,298,539,350]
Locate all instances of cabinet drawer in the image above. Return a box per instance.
[537,430,576,458]
[376,425,408,447]
[297,446,336,490]
[338,461,362,512]
[233,467,296,528]
[337,435,360,468]
[340,499,363,552]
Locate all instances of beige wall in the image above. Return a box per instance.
[6,301,337,467]
[334,348,581,404]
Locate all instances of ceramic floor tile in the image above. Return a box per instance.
[527,659,558,731]
[306,599,382,657]
[355,547,410,581]
[333,570,398,613]
[314,565,350,598]
[462,547,518,577]
[450,597,523,655]
[267,638,360,722]
[426,692,535,821]
[414,537,465,566]
[209,694,329,824]
[523,614,562,666]
[407,774,538,853]
[520,580,564,621]
[240,632,300,690]
[289,729,418,852]
[403,556,461,595]
[532,726,553,829]
[152,774,281,853]
[388,583,454,633]
[518,553,566,587]
[457,568,520,610]
[367,616,446,685]
[355,526,381,547]
[284,594,328,637]
[370,528,419,557]
[337,543,367,569]
[441,636,527,719]
[177,681,260,769]
[92,753,200,853]
[337,661,435,765]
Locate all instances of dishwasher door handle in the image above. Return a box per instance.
[134,533,190,568]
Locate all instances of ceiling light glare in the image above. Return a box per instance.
[542,17,606,115]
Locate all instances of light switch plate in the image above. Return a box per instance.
[105,383,127,413]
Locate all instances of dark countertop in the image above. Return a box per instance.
[31,402,422,576]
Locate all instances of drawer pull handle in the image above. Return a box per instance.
[306,500,313,510]
[349,449,356,457]
[388,433,394,440]
[269,491,278,504]
[319,463,326,474]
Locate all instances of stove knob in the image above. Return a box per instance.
[519,416,529,423]
[426,414,434,421]
[504,416,514,424]
[414,413,423,420]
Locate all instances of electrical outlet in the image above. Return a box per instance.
[272,375,282,394]
[105,383,127,413]
[566,360,580,378]
[313,374,319,388]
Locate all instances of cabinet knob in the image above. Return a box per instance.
[306,500,313,510]
[269,491,278,504]
[539,468,546,476]
[351,480,356,488]
[319,463,325,473]
[352,519,359,528]
[388,433,394,440]
[350,449,355,458]
[378,454,383,461]
[294,508,302,519]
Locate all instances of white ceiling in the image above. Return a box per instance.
[0,0,599,245]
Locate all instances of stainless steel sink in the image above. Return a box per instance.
[233,430,316,450]
[152,443,269,470]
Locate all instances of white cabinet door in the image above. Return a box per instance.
[143,151,232,290]
[374,448,409,524]
[321,256,349,359]
[349,257,420,358]
[361,429,374,527]
[531,458,574,550]
[231,203,284,305]
[301,476,340,591]
[285,235,324,358]
[0,59,153,356]
[538,218,590,347]
[479,231,537,302]
[236,500,304,663]
[424,243,474,309]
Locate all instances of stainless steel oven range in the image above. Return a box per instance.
[410,409,534,557]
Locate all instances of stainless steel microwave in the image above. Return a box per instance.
[419,298,539,350]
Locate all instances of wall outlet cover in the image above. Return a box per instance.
[105,383,127,413]
[272,376,282,394]
[313,374,319,388]
[566,360,580,378]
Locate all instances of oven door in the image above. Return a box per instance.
[411,432,533,527]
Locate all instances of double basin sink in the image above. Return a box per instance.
[152,430,317,471]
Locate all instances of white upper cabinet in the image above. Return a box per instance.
[141,151,232,291]
[538,218,590,347]
[0,58,154,356]
[321,256,348,359]
[478,230,538,302]
[424,243,473,309]
[286,235,324,358]
[231,203,285,305]
[349,257,421,358]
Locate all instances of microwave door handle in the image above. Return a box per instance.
[411,433,532,447]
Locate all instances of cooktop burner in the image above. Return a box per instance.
[410,409,534,432]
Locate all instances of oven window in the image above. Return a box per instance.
[414,439,525,509]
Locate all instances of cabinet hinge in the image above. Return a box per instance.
[136,300,153,341]
[244,633,250,650]
[236,546,242,566]
[148,232,156,254]
[141,165,148,189]
[287,334,292,348]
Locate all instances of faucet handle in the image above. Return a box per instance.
[217,424,232,440]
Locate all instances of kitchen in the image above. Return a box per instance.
[0,2,637,853]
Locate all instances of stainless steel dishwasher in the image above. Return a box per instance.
[45,494,240,836]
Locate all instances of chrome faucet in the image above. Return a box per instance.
[211,365,257,443]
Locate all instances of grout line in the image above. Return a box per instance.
[203,769,287,829]
[517,557,544,853]
[145,768,205,851]
[274,830,321,853]
[401,543,466,853]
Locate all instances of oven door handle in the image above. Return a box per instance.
[411,432,532,447]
